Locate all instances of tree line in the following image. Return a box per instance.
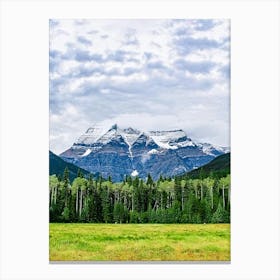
[49,168,230,224]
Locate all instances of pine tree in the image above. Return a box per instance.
[211,201,228,223]
[101,185,113,223]
[49,171,230,224]
[77,169,84,178]
[113,202,124,223]
[174,177,182,210]
[147,173,153,186]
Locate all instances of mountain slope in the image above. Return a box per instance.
[49,151,91,181]
[60,124,229,181]
[186,152,230,179]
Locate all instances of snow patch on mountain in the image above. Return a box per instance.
[149,129,186,142]
[148,129,195,149]
[60,123,229,181]
[148,149,159,155]
[122,127,141,146]
[75,123,113,145]
[149,130,184,148]
[96,125,121,144]
[198,143,230,156]
[73,124,229,156]
[81,148,92,157]
[176,140,196,148]
[74,124,201,152]
[131,170,139,177]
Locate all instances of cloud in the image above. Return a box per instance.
[173,59,216,73]
[123,29,139,45]
[106,50,137,62]
[63,48,104,62]
[49,19,230,154]
[193,19,217,31]
[77,36,92,46]
[173,36,222,55]
[75,19,90,25]
[87,30,99,35]
[146,60,166,70]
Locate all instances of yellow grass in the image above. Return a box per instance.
[49,223,230,261]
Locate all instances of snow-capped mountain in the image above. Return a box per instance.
[60,124,229,181]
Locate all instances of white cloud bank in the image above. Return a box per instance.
[49,19,230,154]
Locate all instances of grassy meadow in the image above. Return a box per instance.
[49,223,230,261]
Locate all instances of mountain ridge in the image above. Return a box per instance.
[60,124,229,181]
[184,152,230,179]
[49,150,92,182]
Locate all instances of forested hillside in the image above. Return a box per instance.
[186,153,230,179]
[49,151,91,182]
[49,168,230,224]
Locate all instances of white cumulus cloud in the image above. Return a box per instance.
[49,19,230,154]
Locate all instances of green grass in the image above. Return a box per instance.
[49,223,230,261]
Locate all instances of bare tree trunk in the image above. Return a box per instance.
[76,188,79,214]
[152,200,158,211]
[65,186,68,208]
[124,195,127,208]
[49,188,52,206]
[201,183,203,201]
[195,186,198,199]
[54,186,57,204]
[79,189,83,217]
[228,184,230,208]
[52,187,55,205]
[222,184,225,209]
[181,185,184,211]
[211,186,213,209]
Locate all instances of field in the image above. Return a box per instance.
[49,223,230,261]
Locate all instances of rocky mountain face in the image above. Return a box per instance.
[60,124,229,181]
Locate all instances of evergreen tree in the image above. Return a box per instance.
[146,173,153,186]
[62,206,70,222]
[174,177,182,210]
[113,202,124,223]
[49,172,230,224]
[212,201,228,223]
[100,185,113,223]
[77,168,84,178]
[62,167,70,208]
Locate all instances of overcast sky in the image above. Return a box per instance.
[50,19,230,154]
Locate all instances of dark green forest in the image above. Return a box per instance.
[49,168,230,224]
[186,153,230,179]
[49,151,91,182]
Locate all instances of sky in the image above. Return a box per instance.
[49,19,230,154]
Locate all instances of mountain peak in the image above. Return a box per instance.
[123,127,140,134]
[60,123,228,181]
[110,124,118,130]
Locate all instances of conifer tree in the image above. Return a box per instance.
[174,177,182,210]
